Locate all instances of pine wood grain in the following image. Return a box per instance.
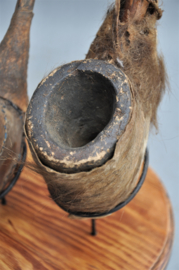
[0,149,174,270]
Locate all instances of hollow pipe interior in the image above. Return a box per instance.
[45,71,116,149]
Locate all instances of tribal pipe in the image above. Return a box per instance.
[25,0,167,216]
[0,0,35,195]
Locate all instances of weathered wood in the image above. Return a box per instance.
[25,0,167,216]
[25,58,150,214]
[0,0,35,194]
[25,60,132,174]
[0,0,35,112]
[0,149,174,270]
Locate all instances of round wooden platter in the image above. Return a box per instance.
[0,149,174,270]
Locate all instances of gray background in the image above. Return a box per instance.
[0,1,179,269]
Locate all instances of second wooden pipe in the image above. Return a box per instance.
[0,0,35,196]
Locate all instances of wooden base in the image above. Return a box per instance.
[0,151,174,270]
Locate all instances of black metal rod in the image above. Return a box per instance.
[1,197,6,205]
[91,219,97,236]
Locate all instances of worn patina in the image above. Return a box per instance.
[26,60,132,173]
[25,0,166,215]
[0,0,35,193]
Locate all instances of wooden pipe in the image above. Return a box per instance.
[0,0,35,195]
[25,61,149,215]
[26,60,132,174]
[25,0,166,216]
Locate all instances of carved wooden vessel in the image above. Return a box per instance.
[25,0,165,216]
[0,0,35,194]
[25,58,150,215]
